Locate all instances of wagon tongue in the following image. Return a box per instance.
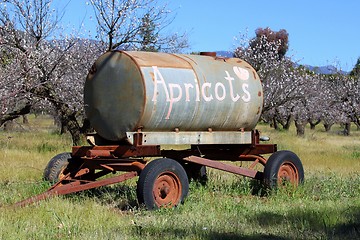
[13,171,138,208]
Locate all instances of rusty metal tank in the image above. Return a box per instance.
[84,51,263,142]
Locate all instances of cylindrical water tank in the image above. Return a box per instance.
[84,51,263,141]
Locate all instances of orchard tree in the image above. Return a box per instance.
[1,0,189,144]
[253,27,289,60]
[139,13,159,51]
[332,75,360,135]
[90,0,189,52]
[315,74,341,132]
[234,29,307,135]
[245,27,289,71]
[304,73,323,130]
[0,32,32,126]
[0,0,60,126]
[0,0,101,144]
[234,28,360,137]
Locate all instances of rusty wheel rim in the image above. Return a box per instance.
[57,166,70,186]
[153,172,182,208]
[58,167,67,180]
[278,161,299,186]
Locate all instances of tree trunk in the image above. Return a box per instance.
[283,115,292,130]
[323,123,333,132]
[22,115,29,124]
[271,117,279,130]
[58,108,82,145]
[60,121,68,134]
[32,83,84,145]
[295,120,306,136]
[343,122,351,136]
[354,118,360,130]
[309,119,321,130]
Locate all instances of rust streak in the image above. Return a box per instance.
[252,70,258,80]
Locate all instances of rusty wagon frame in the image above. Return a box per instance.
[15,129,304,210]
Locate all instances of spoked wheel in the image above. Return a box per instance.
[263,150,304,189]
[137,158,189,210]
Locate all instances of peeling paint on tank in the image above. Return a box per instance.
[85,51,263,141]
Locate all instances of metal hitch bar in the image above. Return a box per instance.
[13,171,138,208]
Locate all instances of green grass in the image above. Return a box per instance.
[1,115,360,239]
[256,122,360,175]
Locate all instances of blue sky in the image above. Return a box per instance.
[60,0,360,71]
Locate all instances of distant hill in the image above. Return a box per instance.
[301,65,348,75]
[215,51,348,75]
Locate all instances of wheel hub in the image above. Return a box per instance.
[153,172,182,207]
[278,161,299,185]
